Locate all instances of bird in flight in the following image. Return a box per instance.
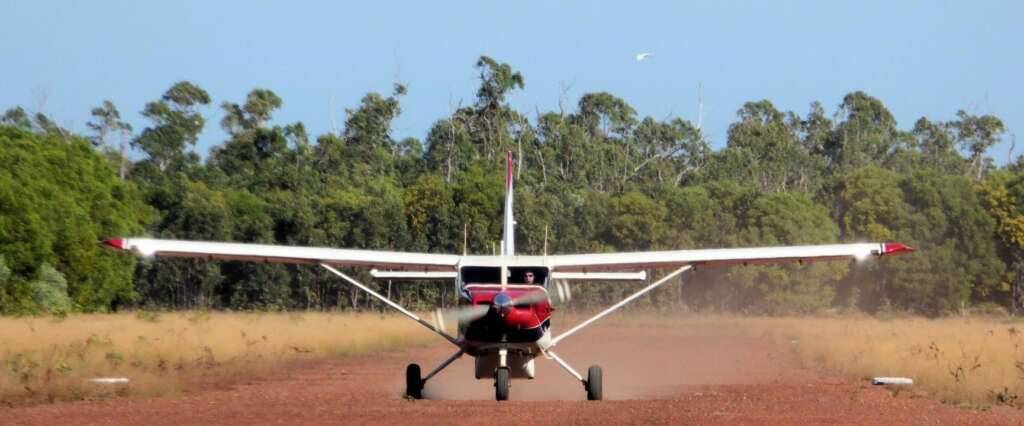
[635,52,651,62]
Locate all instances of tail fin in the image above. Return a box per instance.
[502,151,515,256]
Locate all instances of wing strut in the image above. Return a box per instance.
[320,263,460,346]
[546,265,692,349]
[541,265,692,396]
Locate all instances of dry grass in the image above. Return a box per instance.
[722,315,1024,408]
[589,312,1024,408]
[0,311,438,405]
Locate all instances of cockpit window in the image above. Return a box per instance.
[510,267,547,285]
[459,266,549,286]
[460,267,501,284]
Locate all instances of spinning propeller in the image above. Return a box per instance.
[432,280,573,331]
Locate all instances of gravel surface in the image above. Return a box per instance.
[2,321,1019,425]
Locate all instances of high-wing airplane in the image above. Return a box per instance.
[102,152,914,401]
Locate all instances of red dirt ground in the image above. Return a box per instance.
[2,321,1020,425]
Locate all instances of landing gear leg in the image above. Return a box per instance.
[544,350,602,401]
[539,266,692,401]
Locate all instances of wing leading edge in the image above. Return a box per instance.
[102,238,460,271]
[548,242,913,272]
[103,238,913,273]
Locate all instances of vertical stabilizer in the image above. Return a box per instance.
[502,151,515,256]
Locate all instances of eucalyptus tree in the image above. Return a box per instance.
[1,107,32,131]
[474,56,525,160]
[825,91,904,174]
[132,81,211,173]
[87,100,133,179]
[951,110,1005,181]
[221,88,283,136]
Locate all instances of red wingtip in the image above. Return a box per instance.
[882,242,915,256]
[101,238,125,250]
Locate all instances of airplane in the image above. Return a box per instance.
[102,152,914,401]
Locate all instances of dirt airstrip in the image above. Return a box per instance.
[2,320,1019,425]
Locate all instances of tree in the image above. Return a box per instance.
[473,56,525,160]
[403,175,457,252]
[221,88,283,135]
[825,91,904,173]
[979,171,1024,312]
[890,170,1003,314]
[726,192,845,314]
[133,81,211,172]
[0,126,149,312]
[88,100,133,179]
[1,107,32,131]
[340,84,406,177]
[604,191,668,251]
[722,100,822,192]
[475,56,524,116]
[951,110,1005,181]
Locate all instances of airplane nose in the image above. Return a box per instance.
[493,292,512,317]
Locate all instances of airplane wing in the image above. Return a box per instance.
[548,242,913,272]
[101,238,460,271]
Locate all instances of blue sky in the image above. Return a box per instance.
[1,1,1021,163]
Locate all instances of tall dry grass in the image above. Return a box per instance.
[0,311,438,405]
[729,315,1024,408]
[590,313,1024,408]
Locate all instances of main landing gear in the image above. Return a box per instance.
[541,265,692,401]
[405,364,423,399]
[585,365,602,401]
[405,348,465,400]
[545,349,604,401]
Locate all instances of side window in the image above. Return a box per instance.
[460,267,501,285]
[510,267,548,285]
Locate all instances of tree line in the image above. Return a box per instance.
[2,56,1022,316]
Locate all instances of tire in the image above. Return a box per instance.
[586,365,602,401]
[406,363,423,399]
[495,367,510,401]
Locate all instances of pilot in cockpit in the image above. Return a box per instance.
[523,270,536,285]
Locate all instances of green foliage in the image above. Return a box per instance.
[605,191,668,251]
[132,81,211,173]
[0,126,150,313]
[221,88,283,135]
[31,263,72,314]
[1,59,1019,316]
[727,192,844,314]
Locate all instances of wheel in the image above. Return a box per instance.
[406,363,423,399]
[586,365,602,401]
[495,367,510,401]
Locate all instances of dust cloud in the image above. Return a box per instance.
[406,315,810,401]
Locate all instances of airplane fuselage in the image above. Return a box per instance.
[460,284,552,344]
